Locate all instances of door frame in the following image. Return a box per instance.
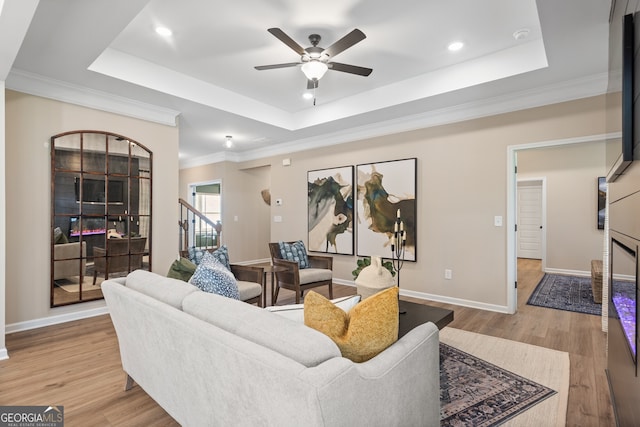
[516,178,547,268]
[506,132,616,314]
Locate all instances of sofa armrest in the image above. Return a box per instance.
[230,264,263,284]
[299,322,440,426]
[307,255,332,270]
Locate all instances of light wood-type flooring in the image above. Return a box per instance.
[0,258,615,426]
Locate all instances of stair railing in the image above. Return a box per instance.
[178,198,220,258]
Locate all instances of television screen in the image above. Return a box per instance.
[74,177,124,204]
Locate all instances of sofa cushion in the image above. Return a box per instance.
[279,240,310,269]
[125,270,199,310]
[304,287,399,363]
[189,252,239,299]
[166,257,197,282]
[265,295,361,323]
[182,291,340,367]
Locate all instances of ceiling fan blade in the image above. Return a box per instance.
[255,62,301,71]
[307,79,318,90]
[267,28,306,55]
[328,62,372,76]
[324,29,366,58]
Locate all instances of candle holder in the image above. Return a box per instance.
[391,209,407,314]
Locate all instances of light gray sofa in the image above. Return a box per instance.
[102,270,440,427]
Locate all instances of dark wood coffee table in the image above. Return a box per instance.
[398,300,454,338]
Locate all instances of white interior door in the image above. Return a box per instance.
[517,181,543,259]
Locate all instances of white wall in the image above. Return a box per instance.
[4,90,179,331]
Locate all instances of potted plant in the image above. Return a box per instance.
[352,256,396,279]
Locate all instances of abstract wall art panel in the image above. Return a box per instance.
[307,166,354,254]
[356,158,417,261]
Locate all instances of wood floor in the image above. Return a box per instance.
[0,259,615,426]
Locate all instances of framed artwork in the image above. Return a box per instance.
[597,176,606,230]
[356,158,417,261]
[307,166,354,255]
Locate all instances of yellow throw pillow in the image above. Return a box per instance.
[304,287,399,362]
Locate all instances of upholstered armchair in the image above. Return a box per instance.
[53,241,87,281]
[93,237,147,285]
[268,241,333,304]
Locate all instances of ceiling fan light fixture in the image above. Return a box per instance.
[302,92,314,100]
[301,61,328,81]
[225,135,233,148]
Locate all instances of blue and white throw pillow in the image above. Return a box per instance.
[279,240,310,269]
[188,251,239,299]
[187,247,207,265]
[188,245,231,271]
[211,245,231,271]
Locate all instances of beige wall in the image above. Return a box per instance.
[181,95,611,311]
[178,161,271,262]
[517,141,606,272]
[4,90,179,326]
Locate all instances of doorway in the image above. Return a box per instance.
[506,133,614,314]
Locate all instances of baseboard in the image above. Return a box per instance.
[0,347,8,361]
[6,306,109,334]
[332,279,511,314]
[544,267,591,278]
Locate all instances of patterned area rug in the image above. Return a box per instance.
[527,273,601,315]
[440,343,557,426]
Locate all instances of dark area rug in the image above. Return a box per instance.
[527,273,602,315]
[440,343,556,426]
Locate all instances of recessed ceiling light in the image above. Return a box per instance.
[513,29,530,41]
[448,41,464,52]
[155,26,172,37]
[302,92,314,100]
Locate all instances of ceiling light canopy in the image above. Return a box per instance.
[225,135,233,148]
[301,60,328,81]
[448,41,464,52]
[155,26,172,37]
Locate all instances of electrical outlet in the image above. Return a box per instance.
[444,269,452,280]
[273,215,282,223]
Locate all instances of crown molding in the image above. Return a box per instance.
[194,72,608,167]
[6,69,180,126]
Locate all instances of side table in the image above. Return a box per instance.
[262,265,288,306]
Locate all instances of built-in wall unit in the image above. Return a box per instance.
[606,3,640,425]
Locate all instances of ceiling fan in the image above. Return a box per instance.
[255,28,373,90]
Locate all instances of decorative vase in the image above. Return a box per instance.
[355,256,395,299]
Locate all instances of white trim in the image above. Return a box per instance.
[6,69,180,127]
[333,279,510,313]
[544,268,591,278]
[181,73,609,168]
[0,348,8,361]
[5,306,109,334]
[507,132,619,314]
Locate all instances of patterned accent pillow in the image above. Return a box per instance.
[188,252,239,299]
[188,245,231,271]
[187,247,207,265]
[279,240,310,269]
[211,245,231,271]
